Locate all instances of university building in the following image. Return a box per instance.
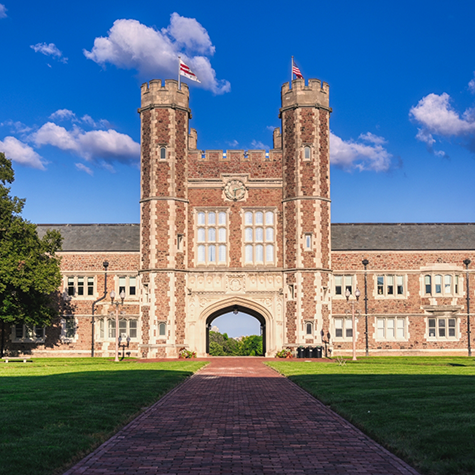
[4,78,475,358]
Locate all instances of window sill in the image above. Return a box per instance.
[11,339,45,344]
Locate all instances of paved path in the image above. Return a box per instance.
[64,358,419,475]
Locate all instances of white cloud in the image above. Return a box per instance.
[83,15,230,94]
[30,42,68,63]
[49,109,76,121]
[469,74,475,94]
[33,122,140,163]
[410,91,475,156]
[166,12,215,55]
[330,132,392,172]
[410,93,475,136]
[226,139,239,147]
[0,4,7,18]
[358,132,386,145]
[75,163,93,175]
[0,136,45,169]
[250,140,269,150]
[0,120,32,134]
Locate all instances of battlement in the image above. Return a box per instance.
[188,149,282,162]
[281,78,330,110]
[140,79,190,110]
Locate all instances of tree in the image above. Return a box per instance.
[0,153,62,356]
[240,335,263,356]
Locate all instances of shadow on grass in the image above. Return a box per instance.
[0,369,196,475]
[288,373,475,475]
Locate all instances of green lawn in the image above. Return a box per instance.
[268,357,475,475]
[0,358,206,475]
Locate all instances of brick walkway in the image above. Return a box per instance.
[64,358,420,475]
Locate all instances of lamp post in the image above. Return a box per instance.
[464,259,471,357]
[346,288,361,361]
[91,261,109,358]
[110,290,125,362]
[118,334,131,360]
[362,259,369,357]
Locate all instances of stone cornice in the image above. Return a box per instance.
[282,196,331,203]
[140,197,189,204]
[279,103,332,117]
[137,103,192,118]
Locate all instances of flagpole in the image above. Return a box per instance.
[178,55,181,90]
[291,56,293,84]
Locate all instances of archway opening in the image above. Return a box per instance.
[206,304,266,356]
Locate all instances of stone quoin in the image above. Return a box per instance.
[2,78,475,358]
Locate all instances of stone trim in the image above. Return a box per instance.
[282,196,331,203]
[138,103,192,118]
[140,197,189,204]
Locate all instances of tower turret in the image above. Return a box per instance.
[280,78,332,348]
[138,79,191,358]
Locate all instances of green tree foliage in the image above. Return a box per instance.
[209,330,263,356]
[0,153,63,328]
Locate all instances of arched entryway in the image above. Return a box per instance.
[205,304,266,355]
[197,297,274,357]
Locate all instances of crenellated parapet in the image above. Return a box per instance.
[139,79,190,116]
[280,78,330,114]
[188,149,282,162]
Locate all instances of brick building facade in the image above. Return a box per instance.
[2,78,475,358]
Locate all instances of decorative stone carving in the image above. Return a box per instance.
[224,179,247,201]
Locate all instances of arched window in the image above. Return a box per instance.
[158,322,167,336]
[306,322,313,335]
[160,147,166,160]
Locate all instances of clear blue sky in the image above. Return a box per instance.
[1,0,474,225]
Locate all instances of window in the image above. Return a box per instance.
[334,275,353,296]
[160,147,166,160]
[61,318,77,341]
[12,324,45,342]
[304,233,312,250]
[158,322,167,337]
[334,318,353,339]
[99,318,138,340]
[376,275,405,297]
[117,276,137,298]
[304,146,311,160]
[424,273,461,296]
[376,317,406,340]
[428,317,457,339]
[177,234,184,252]
[197,210,228,265]
[66,276,95,297]
[244,210,275,265]
[305,321,314,335]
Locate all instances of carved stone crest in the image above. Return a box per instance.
[224,179,247,201]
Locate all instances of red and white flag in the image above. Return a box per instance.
[179,59,201,83]
[292,58,303,79]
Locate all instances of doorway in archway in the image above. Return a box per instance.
[206,304,266,356]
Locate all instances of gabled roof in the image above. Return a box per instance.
[37,223,475,252]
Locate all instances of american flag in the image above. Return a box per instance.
[292,59,303,79]
[179,59,201,83]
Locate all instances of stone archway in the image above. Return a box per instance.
[198,297,273,357]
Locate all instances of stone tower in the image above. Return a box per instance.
[280,78,332,347]
[138,79,191,358]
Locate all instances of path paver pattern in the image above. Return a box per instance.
[64,358,420,475]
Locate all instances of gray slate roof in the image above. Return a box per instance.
[37,224,140,252]
[37,223,475,252]
[331,223,475,251]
